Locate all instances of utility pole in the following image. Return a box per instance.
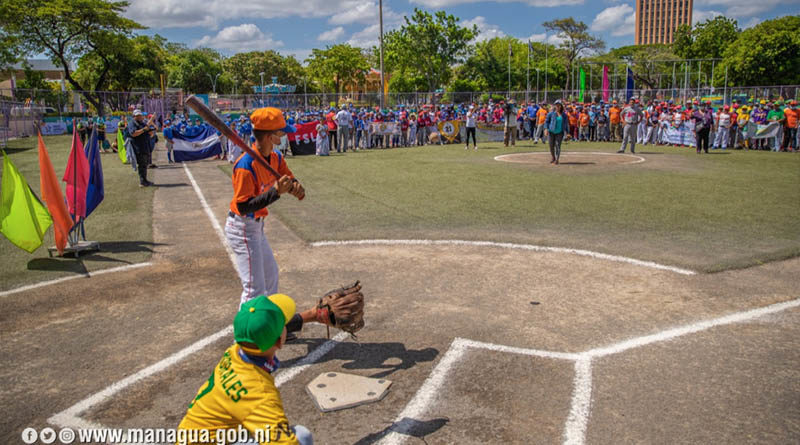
[379,0,385,110]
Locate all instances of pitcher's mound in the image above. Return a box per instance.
[495,152,645,166]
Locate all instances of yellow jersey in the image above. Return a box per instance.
[177,345,299,445]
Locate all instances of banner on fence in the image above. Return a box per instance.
[665,121,696,147]
[40,122,67,136]
[172,124,222,162]
[476,123,505,142]
[288,121,318,156]
[370,122,398,135]
[749,122,781,139]
[437,120,461,142]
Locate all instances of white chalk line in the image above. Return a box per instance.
[0,262,153,298]
[311,239,696,275]
[380,297,800,445]
[47,163,344,433]
[182,162,238,270]
[494,151,647,165]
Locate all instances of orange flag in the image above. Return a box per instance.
[38,132,73,254]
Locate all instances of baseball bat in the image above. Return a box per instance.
[184,95,282,180]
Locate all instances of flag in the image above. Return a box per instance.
[579,68,586,102]
[117,129,128,164]
[84,127,104,218]
[0,150,53,253]
[287,121,319,156]
[63,122,90,220]
[171,124,223,162]
[602,66,610,102]
[626,67,635,101]
[37,132,73,254]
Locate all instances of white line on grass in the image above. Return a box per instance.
[0,262,153,298]
[379,298,800,445]
[311,239,696,275]
[182,162,238,270]
[495,152,646,165]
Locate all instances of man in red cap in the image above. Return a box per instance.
[226,107,305,308]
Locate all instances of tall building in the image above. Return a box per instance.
[635,0,693,45]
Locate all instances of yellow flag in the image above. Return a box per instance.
[0,150,53,253]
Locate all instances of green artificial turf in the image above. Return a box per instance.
[221,139,800,272]
[0,135,155,291]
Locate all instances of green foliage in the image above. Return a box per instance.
[460,37,565,92]
[590,44,679,90]
[383,8,477,92]
[305,44,369,94]
[166,48,223,93]
[722,15,800,86]
[673,16,739,60]
[222,50,305,94]
[74,34,169,92]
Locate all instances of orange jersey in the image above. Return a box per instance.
[536,108,548,125]
[230,149,294,219]
[568,112,578,127]
[579,113,590,127]
[784,108,799,128]
[609,107,621,124]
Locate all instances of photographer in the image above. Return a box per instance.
[503,99,517,147]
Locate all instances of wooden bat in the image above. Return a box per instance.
[184,95,282,180]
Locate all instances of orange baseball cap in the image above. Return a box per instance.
[250,107,296,133]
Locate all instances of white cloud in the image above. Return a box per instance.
[695,0,789,17]
[409,0,582,6]
[281,49,313,65]
[346,24,380,48]
[742,16,762,28]
[692,10,724,25]
[195,24,283,51]
[318,27,345,41]
[329,1,403,26]
[528,33,566,46]
[591,5,636,37]
[462,16,506,42]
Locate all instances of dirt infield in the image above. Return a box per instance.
[495,152,645,166]
[1,147,798,445]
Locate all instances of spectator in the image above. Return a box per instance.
[609,101,622,142]
[782,100,798,152]
[545,100,569,165]
[503,100,517,147]
[465,105,478,150]
[326,109,338,152]
[335,106,352,152]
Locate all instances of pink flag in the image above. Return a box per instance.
[62,122,90,220]
[602,66,610,102]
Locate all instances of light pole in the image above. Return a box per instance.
[207,73,221,94]
[379,0,385,110]
[259,72,265,105]
[536,69,540,103]
[303,77,308,110]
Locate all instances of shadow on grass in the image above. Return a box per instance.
[96,240,167,254]
[3,146,35,154]
[282,338,438,379]
[354,417,449,445]
[27,258,88,274]
[706,151,731,155]
[557,161,596,165]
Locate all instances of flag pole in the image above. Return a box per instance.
[544,42,548,103]
[526,41,530,104]
[508,41,512,98]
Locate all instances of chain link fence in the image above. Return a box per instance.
[0,100,44,146]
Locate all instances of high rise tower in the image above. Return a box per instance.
[635,0,693,45]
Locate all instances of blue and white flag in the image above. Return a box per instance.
[172,124,222,162]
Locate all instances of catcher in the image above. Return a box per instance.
[176,282,364,445]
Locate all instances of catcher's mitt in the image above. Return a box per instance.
[316,281,364,338]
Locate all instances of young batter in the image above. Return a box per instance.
[225,108,305,308]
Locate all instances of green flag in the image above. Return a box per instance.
[0,150,53,253]
[117,129,128,164]
[579,67,586,102]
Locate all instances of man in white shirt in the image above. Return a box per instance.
[335,106,353,152]
[712,105,732,150]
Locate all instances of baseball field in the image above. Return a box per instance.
[1,136,799,444]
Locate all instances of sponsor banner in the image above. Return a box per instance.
[665,122,696,147]
[41,121,67,135]
[370,122,399,135]
[288,121,318,156]
[750,122,781,139]
[476,122,505,142]
[437,120,461,142]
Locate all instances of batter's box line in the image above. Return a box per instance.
[376,297,800,445]
[47,328,348,443]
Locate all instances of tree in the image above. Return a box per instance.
[543,18,605,92]
[223,50,305,94]
[0,30,20,72]
[305,44,369,94]
[383,8,477,92]
[591,44,679,90]
[722,15,800,86]
[673,16,739,60]
[74,34,169,92]
[166,48,223,93]
[0,0,143,115]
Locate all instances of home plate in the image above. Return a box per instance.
[306,372,392,412]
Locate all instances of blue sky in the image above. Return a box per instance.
[124,0,800,63]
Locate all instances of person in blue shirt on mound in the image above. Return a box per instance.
[545,100,570,165]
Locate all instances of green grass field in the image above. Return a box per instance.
[222,140,800,272]
[0,135,154,291]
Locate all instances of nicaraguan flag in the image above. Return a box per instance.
[172,124,223,162]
